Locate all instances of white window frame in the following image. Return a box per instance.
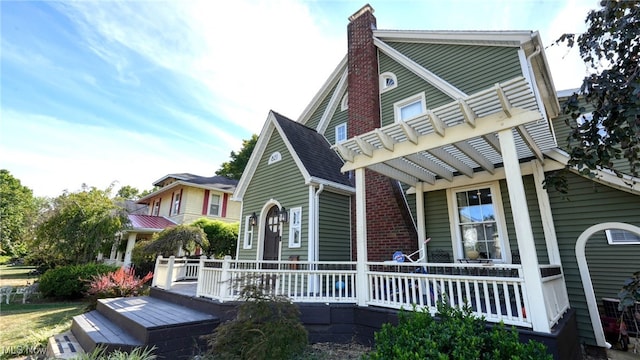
[152,199,160,216]
[335,122,347,143]
[208,193,221,216]
[288,207,302,248]
[393,92,426,123]
[605,229,640,245]
[243,215,254,249]
[340,92,348,111]
[446,182,510,263]
[171,191,181,215]
[380,72,397,93]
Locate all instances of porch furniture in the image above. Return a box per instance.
[457,258,492,264]
[602,297,640,336]
[0,286,13,304]
[15,283,39,304]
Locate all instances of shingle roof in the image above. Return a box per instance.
[128,214,176,230]
[272,111,352,187]
[155,174,238,191]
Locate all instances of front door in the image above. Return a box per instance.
[263,205,280,261]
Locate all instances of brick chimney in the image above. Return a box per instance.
[347,5,417,261]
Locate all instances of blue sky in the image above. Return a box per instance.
[0,0,596,197]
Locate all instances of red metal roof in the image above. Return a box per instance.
[128,214,176,230]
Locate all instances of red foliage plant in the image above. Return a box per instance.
[87,267,153,299]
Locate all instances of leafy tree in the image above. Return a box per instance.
[550,1,639,192]
[192,218,239,258]
[0,169,38,256]
[115,185,140,200]
[33,185,130,266]
[142,224,208,257]
[215,134,258,180]
[139,186,159,198]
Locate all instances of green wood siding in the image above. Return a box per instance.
[548,171,640,345]
[238,131,310,260]
[424,190,453,260]
[318,191,352,261]
[499,176,547,264]
[305,82,338,131]
[323,102,348,142]
[386,42,523,95]
[379,52,452,127]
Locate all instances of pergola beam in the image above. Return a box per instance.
[387,158,436,184]
[406,153,454,181]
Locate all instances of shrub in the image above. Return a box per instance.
[38,263,118,299]
[205,281,308,359]
[75,346,156,360]
[86,267,153,308]
[192,218,239,258]
[365,303,551,360]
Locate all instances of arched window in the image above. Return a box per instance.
[380,72,397,93]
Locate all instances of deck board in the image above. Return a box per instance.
[74,311,142,346]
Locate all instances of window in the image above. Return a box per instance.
[606,229,640,245]
[341,92,348,111]
[394,92,426,123]
[243,215,254,249]
[449,184,508,262]
[335,123,347,143]
[152,199,160,216]
[171,191,181,215]
[209,194,221,216]
[288,207,302,248]
[379,72,397,93]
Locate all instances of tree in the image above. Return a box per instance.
[215,134,258,180]
[550,1,639,192]
[0,170,38,256]
[191,218,239,257]
[33,185,130,266]
[115,185,140,200]
[142,224,208,257]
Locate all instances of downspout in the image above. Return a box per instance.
[525,45,549,124]
[314,184,325,263]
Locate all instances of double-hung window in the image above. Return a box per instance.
[449,183,508,262]
[152,199,160,216]
[172,191,181,215]
[335,123,347,143]
[243,215,254,249]
[209,194,221,216]
[288,207,302,248]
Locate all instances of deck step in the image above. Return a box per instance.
[71,310,142,354]
[46,331,85,359]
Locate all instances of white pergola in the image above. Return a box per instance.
[332,76,560,332]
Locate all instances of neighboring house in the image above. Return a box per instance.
[233,5,639,352]
[108,173,240,266]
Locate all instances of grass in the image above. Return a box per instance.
[0,264,39,287]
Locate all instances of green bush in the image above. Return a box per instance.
[39,263,118,300]
[366,303,551,360]
[205,281,308,359]
[192,218,239,258]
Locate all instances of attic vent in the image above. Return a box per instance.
[268,151,282,165]
[380,72,397,93]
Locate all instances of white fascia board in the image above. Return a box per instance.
[233,112,278,200]
[138,180,235,204]
[527,32,560,118]
[317,69,348,134]
[373,29,534,46]
[298,56,348,125]
[307,176,355,195]
[127,227,164,234]
[544,148,640,195]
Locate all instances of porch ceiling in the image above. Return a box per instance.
[332,77,557,186]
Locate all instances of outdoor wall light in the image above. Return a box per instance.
[249,212,258,227]
[278,206,289,223]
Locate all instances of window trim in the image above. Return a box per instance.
[605,229,640,245]
[208,193,222,216]
[380,72,397,93]
[340,92,348,111]
[171,191,181,215]
[243,215,254,249]
[288,207,302,248]
[446,182,511,263]
[393,92,426,123]
[335,122,347,144]
[152,199,161,216]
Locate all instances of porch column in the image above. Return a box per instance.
[122,232,137,268]
[355,167,369,307]
[530,160,562,265]
[415,182,427,260]
[498,128,550,333]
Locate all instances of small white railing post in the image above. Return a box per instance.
[196,255,207,297]
[151,256,162,287]
[219,255,232,301]
[165,256,175,290]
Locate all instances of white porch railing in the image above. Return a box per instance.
[540,264,570,328]
[151,256,202,289]
[153,256,570,330]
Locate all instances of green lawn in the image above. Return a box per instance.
[0,264,39,287]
